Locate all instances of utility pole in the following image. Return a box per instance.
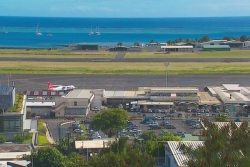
[164,62,169,87]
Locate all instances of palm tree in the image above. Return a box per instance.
[179,119,250,166]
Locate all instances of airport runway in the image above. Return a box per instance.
[0,57,250,62]
[2,74,250,92]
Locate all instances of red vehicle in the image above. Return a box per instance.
[65,115,75,120]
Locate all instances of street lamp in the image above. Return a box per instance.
[164,62,169,87]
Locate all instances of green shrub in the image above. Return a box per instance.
[0,135,6,143]
[14,133,31,143]
[38,121,47,134]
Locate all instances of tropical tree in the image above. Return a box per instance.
[185,38,191,43]
[56,137,69,155]
[65,152,90,167]
[117,42,123,46]
[89,151,126,167]
[223,36,232,41]
[149,40,155,43]
[240,35,249,42]
[30,147,66,167]
[167,40,173,45]
[179,119,250,167]
[134,41,141,46]
[140,131,157,141]
[91,137,155,167]
[214,114,227,121]
[200,35,210,42]
[0,134,6,143]
[158,133,182,141]
[90,108,128,137]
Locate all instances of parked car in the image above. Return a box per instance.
[91,107,100,111]
[165,124,176,129]
[73,124,81,130]
[74,129,84,133]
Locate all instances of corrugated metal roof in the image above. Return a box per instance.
[161,46,193,49]
[202,45,230,49]
[75,139,116,149]
[65,89,93,99]
[166,141,204,167]
[25,101,55,107]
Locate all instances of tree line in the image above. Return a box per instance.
[116,34,250,46]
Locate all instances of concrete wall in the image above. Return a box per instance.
[67,99,89,106]
[165,149,178,167]
[31,107,52,116]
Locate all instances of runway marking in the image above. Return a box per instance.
[14,79,28,81]
[84,79,89,84]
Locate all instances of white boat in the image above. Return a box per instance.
[36,23,43,36]
[95,26,100,35]
[3,26,8,34]
[88,26,94,36]
[46,33,53,37]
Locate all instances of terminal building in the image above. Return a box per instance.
[20,84,250,118]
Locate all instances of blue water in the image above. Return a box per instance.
[0,16,250,48]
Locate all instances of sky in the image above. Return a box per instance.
[1,0,250,18]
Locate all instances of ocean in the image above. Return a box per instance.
[0,16,250,48]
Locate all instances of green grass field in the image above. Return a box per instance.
[125,50,250,58]
[37,133,50,145]
[1,61,250,75]
[0,49,116,59]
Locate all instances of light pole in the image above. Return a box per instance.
[164,63,169,87]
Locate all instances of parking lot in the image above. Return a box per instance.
[45,106,247,142]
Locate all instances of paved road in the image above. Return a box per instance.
[115,52,127,59]
[1,57,250,62]
[3,74,250,92]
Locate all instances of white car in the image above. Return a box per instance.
[74,129,84,133]
[206,113,210,117]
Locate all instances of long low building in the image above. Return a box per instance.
[161,46,194,52]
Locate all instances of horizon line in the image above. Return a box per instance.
[1,15,250,19]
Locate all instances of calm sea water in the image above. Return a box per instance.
[0,16,250,48]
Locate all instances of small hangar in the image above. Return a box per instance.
[161,46,194,52]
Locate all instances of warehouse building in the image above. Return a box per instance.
[202,45,230,51]
[109,46,129,51]
[161,46,194,52]
[76,43,99,51]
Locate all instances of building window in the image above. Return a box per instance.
[51,91,56,96]
[43,91,47,96]
[34,91,39,96]
[74,101,77,106]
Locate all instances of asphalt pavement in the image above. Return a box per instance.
[3,74,250,92]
